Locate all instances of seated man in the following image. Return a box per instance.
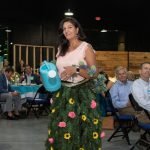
[132,62,150,112]
[20,65,42,85]
[109,66,134,115]
[0,67,21,120]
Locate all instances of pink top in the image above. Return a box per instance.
[56,41,90,83]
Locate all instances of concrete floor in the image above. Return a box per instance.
[102,130,140,150]
[0,115,141,150]
[0,115,49,150]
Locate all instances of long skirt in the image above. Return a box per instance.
[45,80,102,150]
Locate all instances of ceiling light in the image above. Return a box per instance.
[64,9,74,16]
[5,29,12,32]
[101,29,107,32]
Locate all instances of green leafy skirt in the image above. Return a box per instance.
[45,80,102,150]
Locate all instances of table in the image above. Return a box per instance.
[1,85,41,113]
[11,84,40,96]
[11,84,41,99]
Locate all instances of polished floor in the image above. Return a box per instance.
[102,130,140,150]
[0,115,140,150]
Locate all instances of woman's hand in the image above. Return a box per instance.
[61,66,76,81]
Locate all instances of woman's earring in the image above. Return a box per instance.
[76,33,79,39]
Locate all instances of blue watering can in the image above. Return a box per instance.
[40,60,61,92]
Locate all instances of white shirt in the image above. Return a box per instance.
[26,74,32,84]
[131,78,150,111]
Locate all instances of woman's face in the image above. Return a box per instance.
[63,21,78,40]
[20,60,24,65]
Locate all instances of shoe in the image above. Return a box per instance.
[7,115,18,120]
[3,112,8,116]
[14,114,20,119]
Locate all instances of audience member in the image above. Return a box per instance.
[132,62,150,111]
[3,59,9,68]
[109,66,134,115]
[94,70,115,117]
[100,71,115,91]
[99,71,115,115]
[0,67,21,120]
[110,66,150,125]
[20,65,42,85]
[16,59,25,74]
[127,71,136,81]
[94,71,108,117]
[1,59,10,73]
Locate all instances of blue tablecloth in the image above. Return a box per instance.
[11,84,41,99]
[11,85,40,94]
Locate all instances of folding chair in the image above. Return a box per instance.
[105,91,113,116]
[25,85,52,118]
[129,93,150,150]
[107,92,136,145]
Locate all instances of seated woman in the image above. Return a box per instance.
[127,71,136,81]
[16,59,25,75]
[94,70,115,117]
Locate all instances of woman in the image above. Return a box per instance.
[127,70,136,81]
[45,17,102,150]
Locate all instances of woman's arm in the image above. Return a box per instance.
[79,44,98,79]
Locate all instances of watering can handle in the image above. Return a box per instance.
[43,60,50,70]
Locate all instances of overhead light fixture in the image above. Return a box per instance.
[101,29,107,32]
[64,9,74,16]
[5,29,12,32]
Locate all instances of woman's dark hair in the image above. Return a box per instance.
[58,17,86,56]
[100,71,109,84]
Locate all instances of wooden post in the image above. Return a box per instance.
[46,47,49,61]
[26,46,28,65]
[13,44,55,71]
[53,47,55,60]
[19,45,21,61]
[118,31,125,51]
[33,46,35,73]
[13,45,16,71]
[40,47,42,65]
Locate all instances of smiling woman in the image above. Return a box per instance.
[45,17,102,150]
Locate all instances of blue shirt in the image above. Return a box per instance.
[110,80,133,108]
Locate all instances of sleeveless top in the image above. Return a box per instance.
[56,41,90,83]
